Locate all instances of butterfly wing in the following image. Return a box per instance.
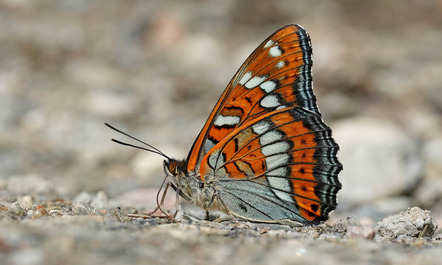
[185,24,342,224]
[187,24,320,173]
[199,106,342,224]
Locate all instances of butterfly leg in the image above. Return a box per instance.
[172,185,181,219]
[214,194,239,224]
[127,181,173,219]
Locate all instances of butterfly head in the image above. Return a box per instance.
[163,159,187,178]
[163,158,204,204]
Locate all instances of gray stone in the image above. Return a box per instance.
[375,207,438,240]
[333,118,423,206]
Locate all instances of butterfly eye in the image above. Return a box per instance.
[199,182,204,189]
[169,162,177,174]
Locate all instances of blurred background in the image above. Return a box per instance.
[0,0,441,224]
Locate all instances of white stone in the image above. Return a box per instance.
[333,117,423,205]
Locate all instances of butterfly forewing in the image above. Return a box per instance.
[187,25,320,173]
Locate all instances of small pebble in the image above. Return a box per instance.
[268,229,286,237]
[257,226,271,234]
[72,202,96,215]
[18,195,34,209]
[8,202,25,216]
[32,208,49,219]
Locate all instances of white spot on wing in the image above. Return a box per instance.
[259,81,276,93]
[266,154,289,170]
[259,130,282,146]
[238,71,252,85]
[262,142,290,156]
[269,46,283,57]
[245,75,267,89]
[267,167,287,177]
[252,121,270,135]
[276,60,285,68]
[268,176,293,202]
[214,115,240,127]
[260,95,280,108]
[264,40,275,48]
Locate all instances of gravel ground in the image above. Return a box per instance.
[1,1,441,264]
[0,200,441,265]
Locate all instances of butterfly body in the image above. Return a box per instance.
[111,24,342,225]
[164,159,225,215]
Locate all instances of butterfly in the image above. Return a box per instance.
[107,24,342,225]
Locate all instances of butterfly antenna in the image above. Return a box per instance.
[105,123,170,160]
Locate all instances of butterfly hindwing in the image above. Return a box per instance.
[187,25,319,173]
[198,106,342,224]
